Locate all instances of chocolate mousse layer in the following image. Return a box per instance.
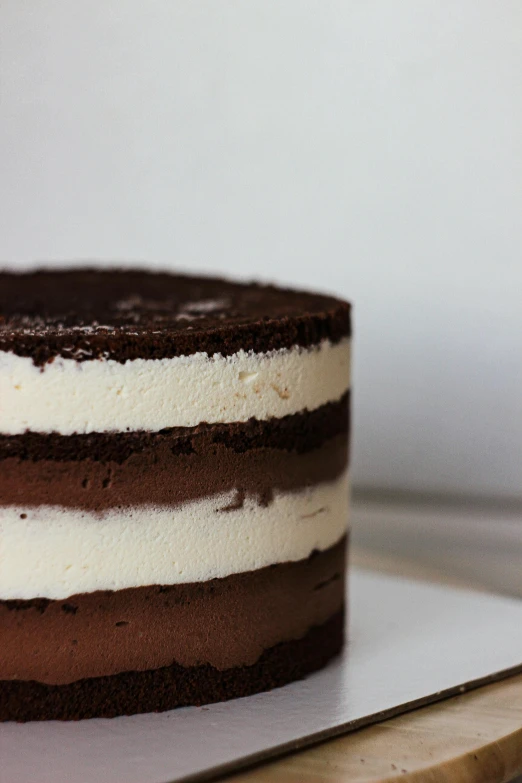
[0,610,344,722]
[0,269,351,365]
[0,396,349,510]
[0,538,346,685]
[0,436,347,510]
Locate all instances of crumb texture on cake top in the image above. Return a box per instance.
[0,269,351,363]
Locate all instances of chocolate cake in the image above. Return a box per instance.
[0,269,351,721]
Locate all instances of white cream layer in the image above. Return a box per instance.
[0,339,350,435]
[0,473,350,600]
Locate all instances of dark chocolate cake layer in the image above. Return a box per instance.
[0,269,351,364]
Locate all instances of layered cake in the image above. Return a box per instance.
[0,269,351,721]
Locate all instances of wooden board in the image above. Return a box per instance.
[220,500,522,783]
[227,670,522,783]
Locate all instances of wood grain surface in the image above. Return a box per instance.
[220,498,522,783]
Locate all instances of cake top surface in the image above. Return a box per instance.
[0,269,350,363]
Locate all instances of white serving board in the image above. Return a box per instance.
[2,568,522,783]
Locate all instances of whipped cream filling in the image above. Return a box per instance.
[0,473,350,599]
[0,339,350,435]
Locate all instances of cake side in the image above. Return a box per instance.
[0,270,351,720]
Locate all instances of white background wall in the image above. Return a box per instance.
[1,1,521,499]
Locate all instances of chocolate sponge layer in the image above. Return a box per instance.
[0,269,351,364]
